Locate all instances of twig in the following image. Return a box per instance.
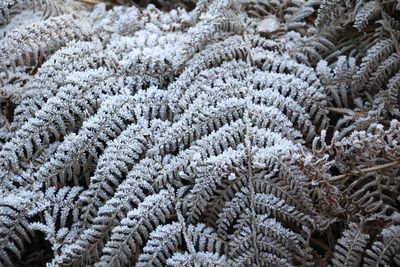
[76,0,101,4]
[76,0,113,7]
[331,160,400,182]
[327,107,353,115]
[327,107,390,125]
[327,107,367,117]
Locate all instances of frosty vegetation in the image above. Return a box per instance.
[0,0,399,266]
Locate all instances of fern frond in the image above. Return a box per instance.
[166,251,233,267]
[10,40,106,129]
[187,223,227,254]
[31,95,137,187]
[367,52,400,95]
[25,187,81,258]
[387,72,400,115]
[52,173,154,265]
[352,38,397,98]
[42,186,83,228]
[136,222,183,267]
[0,190,42,265]
[254,193,315,235]
[0,14,81,84]
[363,225,400,267]
[95,189,176,266]
[332,222,370,267]
[77,120,149,228]
[353,1,381,31]
[0,0,68,27]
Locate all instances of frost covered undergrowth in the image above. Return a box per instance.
[0,0,399,266]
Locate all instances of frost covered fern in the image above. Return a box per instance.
[0,0,399,266]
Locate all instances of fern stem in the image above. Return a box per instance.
[244,112,261,267]
[331,160,400,182]
[380,8,400,54]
